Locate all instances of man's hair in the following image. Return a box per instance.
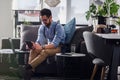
[40,8,52,18]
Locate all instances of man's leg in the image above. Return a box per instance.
[24,49,40,80]
[29,47,61,68]
[28,49,41,64]
[24,47,60,80]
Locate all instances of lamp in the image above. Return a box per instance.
[45,0,60,7]
[12,0,41,10]
[94,0,103,6]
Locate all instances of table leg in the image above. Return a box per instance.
[0,54,2,63]
[24,54,29,64]
[108,46,120,80]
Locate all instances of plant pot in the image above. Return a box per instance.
[98,16,106,25]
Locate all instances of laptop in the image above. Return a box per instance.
[8,38,29,54]
[8,38,30,65]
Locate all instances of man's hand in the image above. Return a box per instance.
[26,41,35,50]
[26,42,43,50]
[34,43,42,50]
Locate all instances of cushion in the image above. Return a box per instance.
[61,18,76,53]
[64,18,76,44]
[20,25,39,51]
[93,58,105,66]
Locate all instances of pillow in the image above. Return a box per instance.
[64,17,76,44]
[20,25,39,51]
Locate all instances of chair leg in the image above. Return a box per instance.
[101,66,105,80]
[90,64,98,80]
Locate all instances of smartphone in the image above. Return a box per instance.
[25,41,33,49]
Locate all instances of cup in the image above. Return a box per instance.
[71,44,76,53]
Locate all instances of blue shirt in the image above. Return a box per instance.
[36,21,65,47]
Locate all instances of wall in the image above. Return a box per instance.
[0,0,13,48]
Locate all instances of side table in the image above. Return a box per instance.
[0,49,18,75]
[0,49,29,78]
[56,53,92,79]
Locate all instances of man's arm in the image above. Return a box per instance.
[51,24,65,47]
[34,42,42,50]
[36,25,47,45]
[25,41,43,50]
[42,43,55,49]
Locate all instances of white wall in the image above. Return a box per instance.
[0,0,13,48]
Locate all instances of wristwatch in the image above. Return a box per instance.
[42,45,45,49]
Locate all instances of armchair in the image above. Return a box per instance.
[83,31,114,80]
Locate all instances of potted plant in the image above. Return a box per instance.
[86,0,120,24]
[113,17,120,34]
[115,17,120,26]
[85,3,97,21]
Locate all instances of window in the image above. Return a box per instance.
[71,0,89,24]
[18,10,40,22]
[42,0,90,25]
[42,0,66,24]
[116,0,120,16]
[12,0,41,10]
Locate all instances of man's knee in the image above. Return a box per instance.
[40,50,49,57]
[44,48,59,56]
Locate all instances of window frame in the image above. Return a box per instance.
[15,10,41,25]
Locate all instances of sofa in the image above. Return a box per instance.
[1,25,94,78]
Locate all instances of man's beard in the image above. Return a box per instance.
[45,22,51,27]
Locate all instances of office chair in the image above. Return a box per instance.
[83,31,113,80]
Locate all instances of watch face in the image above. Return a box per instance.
[43,45,45,49]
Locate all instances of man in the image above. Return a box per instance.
[24,8,65,80]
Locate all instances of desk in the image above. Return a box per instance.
[56,53,93,79]
[97,33,120,80]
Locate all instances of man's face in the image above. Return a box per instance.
[41,15,51,27]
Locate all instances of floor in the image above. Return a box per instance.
[0,75,89,80]
[0,75,120,80]
[1,74,120,80]
[0,66,120,80]
[1,73,120,80]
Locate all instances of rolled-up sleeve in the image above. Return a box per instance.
[36,25,47,45]
[52,24,65,47]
